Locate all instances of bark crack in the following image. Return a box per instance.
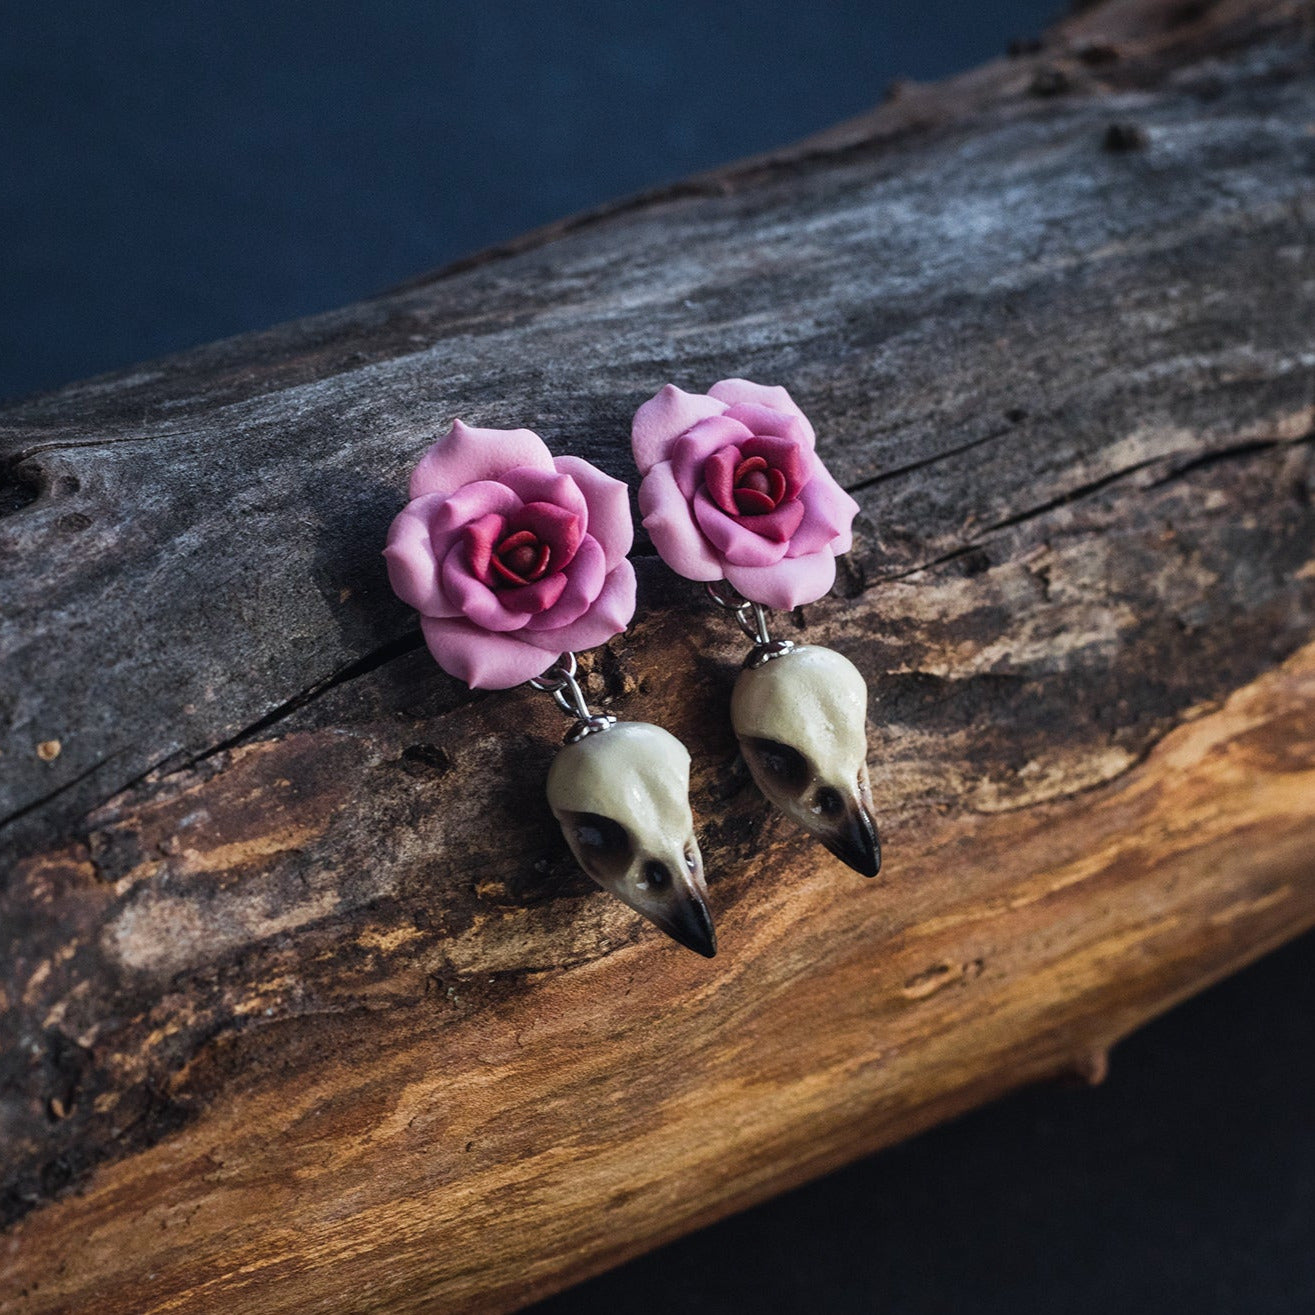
[847,423,1017,495]
[181,630,425,770]
[877,431,1313,584]
[0,751,126,835]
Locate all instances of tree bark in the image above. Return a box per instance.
[3,1,1314,1311]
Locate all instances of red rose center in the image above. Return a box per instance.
[491,529,552,586]
[732,456,788,516]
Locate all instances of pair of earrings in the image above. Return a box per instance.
[384,378,880,959]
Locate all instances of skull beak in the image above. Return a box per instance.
[653,881,718,959]
[636,847,717,959]
[819,792,881,878]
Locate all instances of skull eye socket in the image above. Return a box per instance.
[747,738,810,795]
[570,812,633,881]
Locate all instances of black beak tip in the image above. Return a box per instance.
[826,810,882,878]
[662,895,718,959]
[691,935,718,960]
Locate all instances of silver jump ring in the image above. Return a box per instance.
[705,579,745,613]
[704,581,775,645]
[528,652,615,739]
[528,651,578,692]
[705,581,795,667]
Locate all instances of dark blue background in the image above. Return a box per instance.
[4,4,1312,1312]
[3,0,1060,401]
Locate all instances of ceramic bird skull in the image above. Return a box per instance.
[546,720,716,957]
[731,644,881,877]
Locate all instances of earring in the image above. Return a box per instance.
[631,380,881,877]
[384,419,717,957]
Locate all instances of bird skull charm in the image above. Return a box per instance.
[547,721,716,958]
[731,645,881,877]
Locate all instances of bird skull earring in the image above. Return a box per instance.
[631,379,881,877]
[385,419,717,957]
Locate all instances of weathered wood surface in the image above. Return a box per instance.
[3,0,1315,1310]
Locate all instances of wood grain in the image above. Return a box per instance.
[2,1,1314,1310]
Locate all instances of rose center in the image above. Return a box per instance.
[504,544,540,575]
[491,529,552,586]
[731,456,787,516]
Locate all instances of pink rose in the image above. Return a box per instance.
[632,379,859,610]
[385,421,636,689]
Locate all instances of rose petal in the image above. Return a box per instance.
[420,616,557,690]
[725,551,838,610]
[786,469,862,558]
[522,535,607,631]
[440,542,531,633]
[419,481,525,579]
[707,378,799,410]
[632,384,727,475]
[497,570,569,615]
[692,490,795,567]
[498,529,538,550]
[553,455,634,569]
[703,444,744,514]
[409,419,555,499]
[733,487,777,516]
[638,462,724,582]
[709,379,816,446]
[383,494,461,617]
[425,481,522,535]
[463,512,508,584]
[670,415,755,498]
[740,497,806,543]
[509,501,583,570]
[521,559,637,652]
[722,400,816,452]
[499,466,589,529]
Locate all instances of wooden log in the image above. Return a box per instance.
[3,0,1314,1309]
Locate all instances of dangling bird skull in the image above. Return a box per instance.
[546,721,716,958]
[731,644,881,877]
